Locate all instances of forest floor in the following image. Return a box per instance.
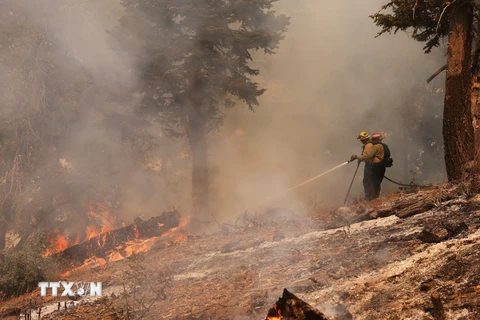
[1,182,480,319]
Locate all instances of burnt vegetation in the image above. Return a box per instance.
[1,0,480,319]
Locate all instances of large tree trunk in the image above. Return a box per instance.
[471,17,480,159]
[185,71,210,217]
[443,2,475,181]
[472,77,480,159]
[401,128,410,183]
[186,121,209,217]
[0,220,7,251]
[0,195,14,251]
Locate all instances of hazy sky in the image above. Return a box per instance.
[2,0,447,225]
[208,0,446,217]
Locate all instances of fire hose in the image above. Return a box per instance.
[254,160,424,208]
[383,176,421,187]
[343,161,360,205]
[346,159,423,187]
[343,159,424,204]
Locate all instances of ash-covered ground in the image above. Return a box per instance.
[3,184,480,320]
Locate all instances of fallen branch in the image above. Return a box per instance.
[51,210,181,270]
[426,64,447,83]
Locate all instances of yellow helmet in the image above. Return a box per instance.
[357,131,370,140]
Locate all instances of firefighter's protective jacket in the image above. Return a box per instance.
[358,142,384,164]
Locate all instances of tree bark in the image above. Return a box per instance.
[443,1,475,181]
[186,120,209,217]
[0,195,14,251]
[0,220,7,251]
[471,75,480,159]
[471,17,480,159]
[185,71,210,217]
[402,128,410,184]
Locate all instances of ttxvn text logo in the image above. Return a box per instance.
[38,282,102,297]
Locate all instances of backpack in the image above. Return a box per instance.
[380,143,393,167]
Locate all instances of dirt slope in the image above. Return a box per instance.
[3,184,480,319]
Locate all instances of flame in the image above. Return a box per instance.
[101,224,114,233]
[42,233,69,257]
[103,216,192,263]
[60,256,106,277]
[165,233,189,246]
[161,216,191,247]
[266,304,283,320]
[85,201,116,240]
[46,208,192,276]
[124,237,157,256]
[86,225,99,240]
[86,201,115,228]
[161,216,191,237]
[105,237,157,262]
[107,251,124,262]
[42,200,118,258]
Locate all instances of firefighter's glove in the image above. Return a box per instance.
[350,155,357,162]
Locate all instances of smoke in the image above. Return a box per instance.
[0,0,193,238]
[208,0,447,218]
[0,0,449,236]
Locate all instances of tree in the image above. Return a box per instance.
[0,0,135,251]
[115,0,289,215]
[371,0,477,181]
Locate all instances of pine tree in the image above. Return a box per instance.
[371,0,477,181]
[115,0,289,215]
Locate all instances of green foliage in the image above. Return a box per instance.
[370,1,453,53]
[114,0,290,138]
[0,230,59,299]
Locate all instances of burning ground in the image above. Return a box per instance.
[2,184,480,319]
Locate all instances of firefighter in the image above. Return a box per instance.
[350,131,385,200]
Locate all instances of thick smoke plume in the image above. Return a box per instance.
[208,0,446,218]
[0,0,190,241]
[0,0,448,238]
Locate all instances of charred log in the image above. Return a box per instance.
[395,201,436,219]
[51,210,181,269]
[265,288,330,320]
[374,191,455,219]
[418,221,469,243]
